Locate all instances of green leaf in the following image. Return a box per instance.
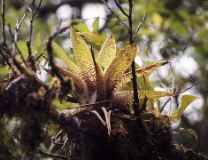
[78,32,106,47]
[92,17,99,33]
[75,23,89,32]
[70,29,96,90]
[97,35,116,73]
[35,33,41,48]
[51,41,80,75]
[170,95,197,121]
[17,41,29,59]
[0,66,9,75]
[17,41,36,59]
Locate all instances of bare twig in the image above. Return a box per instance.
[12,13,27,55]
[47,26,70,82]
[160,97,171,113]
[101,0,129,30]
[8,13,28,66]
[128,0,140,116]
[47,26,72,96]
[1,0,6,46]
[160,81,198,112]
[114,0,129,17]
[8,24,27,67]
[67,100,110,110]
[133,12,147,41]
[27,0,43,71]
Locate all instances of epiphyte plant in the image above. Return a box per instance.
[51,28,175,114]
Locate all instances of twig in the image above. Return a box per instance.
[8,24,27,67]
[128,0,140,116]
[160,81,198,113]
[8,16,28,66]
[47,26,70,82]
[38,150,68,160]
[114,0,129,17]
[1,0,6,46]
[179,81,199,94]
[133,12,147,41]
[101,0,129,30]
[27,0,43,71]
[12,13,27,55]
[47,26,72,95]
[160,97,171,112]
[67,99,110,110]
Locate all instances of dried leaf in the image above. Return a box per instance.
[113,90,174,110]
[114,90,174,103]
[70,29,96,90]
[105,44,137,94]
[97,35,116,73]
[94,61,106,101]
[170,95,197,122]
[115,60,169,90]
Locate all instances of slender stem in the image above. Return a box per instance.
[27,0,43,71]
[1,0,6,46]
[128,0,140,116]
[133,12,147,41]
[114,0,129,17]
[101,0,129,30]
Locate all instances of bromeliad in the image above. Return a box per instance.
[52,29,173,113]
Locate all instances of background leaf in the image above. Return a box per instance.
[92,17,99,33]
[170,95,198,121]
[52,41,80,75]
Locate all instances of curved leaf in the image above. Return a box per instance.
[78,32,106,47]
[52,41,80,75]
[113,90,174,110]
[115,60,168,90]
[170,95,197,122]
[105,44,137,94]
[70,29,96,90]
[94,61,106,101]
[97,35,116,73]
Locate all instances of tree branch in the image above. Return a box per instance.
[133,12,147,41]
[114,0,129,17]
[128,0,140,116]
[27,0,43,71]
[1,0,6,46]
[101,0,129,30]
